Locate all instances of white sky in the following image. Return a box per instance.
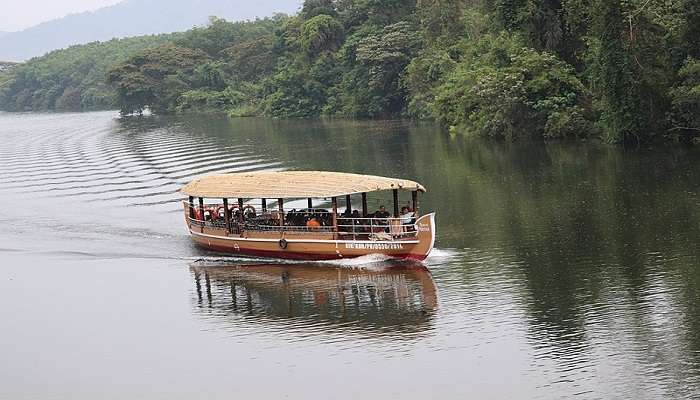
[1,0,121,32]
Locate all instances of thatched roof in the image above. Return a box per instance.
[181,171,426,199]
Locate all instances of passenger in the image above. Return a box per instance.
[361,211,374,233]
[338,208,351,229]
[341,209,359,234]
[306,217,321,229]
[375,205,390,219]
[370,206,389,233]
[400,206,415,225]
[320,210,331,226]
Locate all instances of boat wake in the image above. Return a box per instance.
[316,253,398,269]
[425,248,459,261]
[188,252,424,270]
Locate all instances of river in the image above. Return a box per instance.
[1,111,699,399]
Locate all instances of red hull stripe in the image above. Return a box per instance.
[197,242,427,261]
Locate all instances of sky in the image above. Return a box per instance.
[1,0,121,32]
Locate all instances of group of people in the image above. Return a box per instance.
[336,204,416,233]
[200,203,416,233]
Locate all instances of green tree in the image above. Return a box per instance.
[175,17,277,57]
[0,34,176,111]
[222,36,277,81]
[680,0,700,59]
[588,0,638,143]
[669,58,700,140]
[300,15,345,55]
[405,48,456,119]
[416,0,465,41]
[262,64,326,117]
[300,0,338,19]
[107,44,209,115]
[434,33,590,139]
[340,21,421,116]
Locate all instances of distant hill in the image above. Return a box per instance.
[0,0,301,62]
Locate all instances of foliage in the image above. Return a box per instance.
[300,0,338,20]
[262,62,326,117]
[669,58,700,141]
[0,34,176,111]
[174,16,278,57]
[434,33,589,139]
[176,87,246,113]
[107,44,210,115]
[3,0,699,143]
[300,15,345,55]
[221,36,276,81]
[338,21,421,117]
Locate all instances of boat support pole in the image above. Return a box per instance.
[393,189,399,218]
[412,190,419,216]
[278,198,285,227]
[332,197,338,238]
[223,198,230,233]
[238,198,245,223]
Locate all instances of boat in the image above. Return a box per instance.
[181,171,435,261]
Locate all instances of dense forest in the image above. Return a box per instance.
[0,34,177,111]
[1,0,699,143]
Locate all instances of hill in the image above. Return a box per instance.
[0,0,301,62]
[0,34,178,111]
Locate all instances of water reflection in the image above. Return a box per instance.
[3,112,700,398]
[191,261,437,337]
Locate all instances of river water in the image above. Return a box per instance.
[1,111,699,399]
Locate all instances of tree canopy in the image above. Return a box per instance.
[1,0,699,143]
[0,34,177,111]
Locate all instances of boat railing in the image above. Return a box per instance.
[183,202,418,240]
[336,217,418,240]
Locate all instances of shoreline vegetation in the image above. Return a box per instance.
[0,0,698,144]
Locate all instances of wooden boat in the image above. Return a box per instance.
[181,171,435,261]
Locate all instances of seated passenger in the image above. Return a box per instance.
[306,217,321,229]
[400,206,415,225]
[244,207,256,220]
[375,205,391,219]
[320,210,331,226]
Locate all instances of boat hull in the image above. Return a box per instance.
[187,213,436,261]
